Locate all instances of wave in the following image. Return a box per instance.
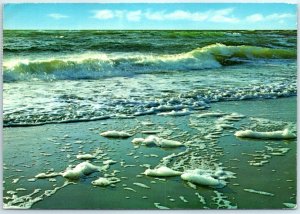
[3,44,296,82]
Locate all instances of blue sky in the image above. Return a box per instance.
[4,3,297,30]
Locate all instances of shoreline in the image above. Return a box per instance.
[3,95,297,128]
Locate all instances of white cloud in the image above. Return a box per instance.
[48,13,68,20]
[159,8,239,23]
[126,10,142,21]
[91,8,239,23]
[246,13,264,22]
[145,10,208,21]
[246,12,295,23]
[209,8,240,23]
[92,10,141,21]
[145,11,165,20]
[210,15,239,23]
[92,10,114,19]
[266,13,294,20]
[165,10,194,20]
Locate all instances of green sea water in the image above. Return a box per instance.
[2,30,297,209]
[3,30,297,126]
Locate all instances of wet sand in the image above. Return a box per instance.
[3,97,296,209]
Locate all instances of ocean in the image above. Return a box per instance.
[3,30,297,209]
[3,30,297,126]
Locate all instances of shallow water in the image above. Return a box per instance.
[3,97,296,209]
[3,61,296,126]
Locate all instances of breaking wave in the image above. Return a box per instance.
[4,44,296,82]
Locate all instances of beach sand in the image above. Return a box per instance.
[3,97,296,209]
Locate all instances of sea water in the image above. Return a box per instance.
[3,30,297,209]
[3,30,296,126]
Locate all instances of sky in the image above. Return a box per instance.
[3,3,297,30]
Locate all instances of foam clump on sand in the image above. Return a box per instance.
[157,137,183,148]
[143,166,182,177]
[181,168,235,188]
[224,113,245,120]
[76,154,95,160]
[234,128,296,139]
[91,177,120,187]
[132,135,183,148]
[154,202,170,209]
[265,146,290,155]
[283,203,296,209]
[181,171,224,187]
[158,109,191,116]
[100,130,132,138]
[35,172,60,179]
[197,112,226,118]
[133,182,150,189]
[62,162,102,180]
[243,188,274,196]
[4,182,71,209]
[132,136,157,145]
[212,191,237,209]
[103,160,117,165]
[4,189,42,209]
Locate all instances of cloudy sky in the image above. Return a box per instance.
[4,3,297,30]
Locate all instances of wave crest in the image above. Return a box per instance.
[4,44,296,81]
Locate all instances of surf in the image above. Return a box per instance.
[3,44,296,82]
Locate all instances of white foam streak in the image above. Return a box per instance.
[100,130,133,138]
[144,166,182,177]
[132,135,183,148]
[235,128,296,139]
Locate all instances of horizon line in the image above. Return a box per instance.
[3,28,297,30]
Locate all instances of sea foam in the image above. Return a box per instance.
[132,135,183,148]
[91,177,120,187]
[4,44,296,82]
[144,166,182,177]
[62,162,102,180]
[234,128,296,139]
[181,168,234,188]
[100,130,133,138]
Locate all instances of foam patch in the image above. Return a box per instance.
[100,130,133,138]
[132,135,183,148]
[181,168,235,188]
[181,172,225,187]
[35,172,60,179]
[235,128,296,139]
[133,182,150,189]
[76,154,95,160]
[158,109,191,116]
[144,166,182,177]
[197,112,226,118]
[62,162,102,180]
[91,177,120,187]
[243,188,274,196]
